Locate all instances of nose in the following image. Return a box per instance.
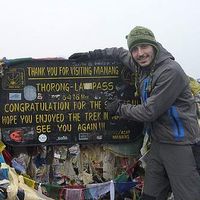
[137,47,143,56]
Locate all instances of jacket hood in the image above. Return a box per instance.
[155,43,174,66]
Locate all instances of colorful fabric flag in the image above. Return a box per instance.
[65,188,84,200]
[115,181,137,194]
[85,180,114,200]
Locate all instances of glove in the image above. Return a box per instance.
[68,50,105,61]
[68,52,90,61]
[105,97,123,116]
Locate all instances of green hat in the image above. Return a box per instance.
[126,26,158,52]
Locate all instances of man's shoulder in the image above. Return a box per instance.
[159,58,184,73]
[154,59,187,82]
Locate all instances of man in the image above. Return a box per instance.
[69,26,200,200]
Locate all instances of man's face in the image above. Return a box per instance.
[131,44,156,67]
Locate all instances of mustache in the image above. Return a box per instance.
[137,55,146,60]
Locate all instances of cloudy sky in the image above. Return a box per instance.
[0,0,199,78]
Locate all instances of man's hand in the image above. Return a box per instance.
[68,52,90,61]
[105,97,123,116]
[69,50,105,61]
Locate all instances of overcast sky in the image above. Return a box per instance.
[0,0,199,78]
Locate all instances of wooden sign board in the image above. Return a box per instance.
[0,58,143,146]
